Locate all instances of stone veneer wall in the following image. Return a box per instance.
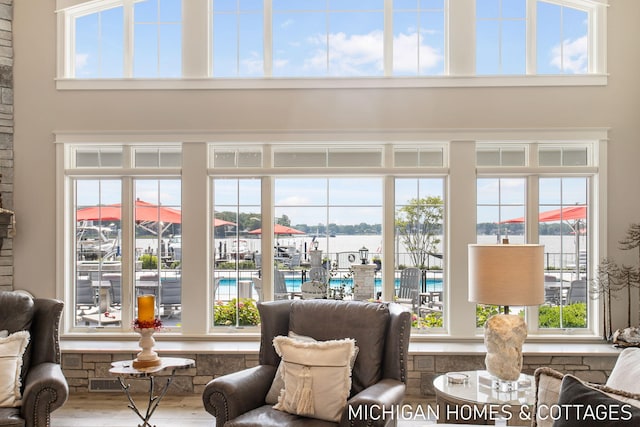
[61,351,618,397]
[0,0,12,292]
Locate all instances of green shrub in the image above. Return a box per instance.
[539,303,587,328]
[216,261,256,270]
[476,305,501,328]
[412,311,443,328]
[139,254,158,269]
[214,298,260,326]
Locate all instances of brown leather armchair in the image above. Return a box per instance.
[0,291,68,427]
[202,299,411,427]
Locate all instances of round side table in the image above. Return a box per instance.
[433,370,535,426]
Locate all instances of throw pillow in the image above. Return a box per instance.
[553,375,640,427]
[533,367,565,427]
[265,331,317,404]
[0,330,30,407]
[272,335,356,422]
[606,347,640,393]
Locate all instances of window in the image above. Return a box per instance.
[395,178,445,329]
[66,144,182,332]
[65,0,182,79]
[60,136,603,338]
[476,0,526,75]
[57,0,607,87]
[476,142,596,333]
[537,1,589,74]
[133,0,182,78]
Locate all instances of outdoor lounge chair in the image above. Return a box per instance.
[396,267,421,313]
[202,299,411,427]
[274,268,292,300]
[567,279,587,304]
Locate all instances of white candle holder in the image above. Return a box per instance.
[132,328,161,369]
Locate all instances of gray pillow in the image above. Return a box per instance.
[553,375,640,426]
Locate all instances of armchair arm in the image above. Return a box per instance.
[340,378,406,427]
[202,364,277,427]
[21,362,69,427]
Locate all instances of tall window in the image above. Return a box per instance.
[212,178,262,329]
[476,143,594,332]
[395,178,445,329]
[538,177,589,329]
[67,145,182,332]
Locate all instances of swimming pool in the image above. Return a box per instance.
[216,276,443,298]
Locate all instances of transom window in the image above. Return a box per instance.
[57,0,607,87]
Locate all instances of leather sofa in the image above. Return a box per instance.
[0,291,68,427]
[202,299,411,427]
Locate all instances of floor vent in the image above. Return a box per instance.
[88,378,122,392]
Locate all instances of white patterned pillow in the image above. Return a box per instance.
[0,330,30,407]
[272,335,356,422]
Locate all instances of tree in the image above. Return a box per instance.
[618,223,640,325]
[395,196,444,268]
[592,258,620,340]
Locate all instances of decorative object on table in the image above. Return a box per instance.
[132,294,162,368]
[612,326,640,347]
[446,372,469,384]
[468,243,544,391]
[359,246,369,264]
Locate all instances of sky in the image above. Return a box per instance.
[73,0,589,78]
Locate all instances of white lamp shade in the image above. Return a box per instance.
[468,244,545,306]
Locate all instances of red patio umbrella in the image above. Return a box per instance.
[501,206,586,224]
[248,224,305,235]
[76,200,181,224]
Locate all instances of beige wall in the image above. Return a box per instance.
[13,1,640,331]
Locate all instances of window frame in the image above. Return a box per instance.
[56,0,609,90]
[56,130,607,340]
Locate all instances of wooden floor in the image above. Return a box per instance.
[51,392,435,426]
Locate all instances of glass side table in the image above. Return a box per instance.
[433,370,535,426]
[109,357,195,427]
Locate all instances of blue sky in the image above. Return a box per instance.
[74,0,589,78]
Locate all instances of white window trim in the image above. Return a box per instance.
[56,129,607,339]
[56,0,609,89]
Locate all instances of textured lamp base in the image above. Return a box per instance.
[484,314,528,382]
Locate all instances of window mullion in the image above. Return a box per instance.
[383,0,392,76]
[526,0,536,74]
[264,0,272,77]
[123,0,134,78]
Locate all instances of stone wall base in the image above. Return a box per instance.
[61,351,618,397]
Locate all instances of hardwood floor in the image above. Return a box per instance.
[51,392,435,426]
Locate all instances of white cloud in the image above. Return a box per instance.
[280,19,294,29]
[393,31,443,73]
[550,35,588,73]
[302,29,443,75]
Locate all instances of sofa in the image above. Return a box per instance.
[533,348,640,427]
[202,299,411,427]
[0,291,68,427]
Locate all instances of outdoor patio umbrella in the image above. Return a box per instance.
[501,205,586,224]
[502,205,587,274]
[77,200,236,234]
[248,224,305,235]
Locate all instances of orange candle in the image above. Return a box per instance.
[137,295,155,323]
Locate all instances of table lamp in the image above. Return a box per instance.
[468,244,544,390]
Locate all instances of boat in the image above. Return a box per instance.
[76,225,118,260]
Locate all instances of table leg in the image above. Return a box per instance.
[117,370,176,427]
